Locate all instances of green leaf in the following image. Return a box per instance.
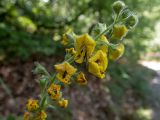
[33,62,50,76]
[92,23,107,36]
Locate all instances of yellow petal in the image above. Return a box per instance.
[75,49,86,63]
[47,84,61,100]
[35,110,47,120]
[64,62,77,75]
[77,72,87,85]
[89,50,108,71]
[54,63,65,73]
[111,25,128,39]
[99,35,109,53]
[54,62,76,75]
[56,73,71,84]
[109,44,124,60]
[23,112,30,120]
[66,48,76,55]
[26,98,39,112]
[61,28,73,45]
[88,50,108,79]
[61,34,68,45]
[54,62,77,84]
[58,99,68,108]
[75,33,96,63]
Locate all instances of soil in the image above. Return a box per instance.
[0,57,157,120]
[0,57,61,116]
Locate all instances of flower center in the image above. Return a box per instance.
[53,88,58,94]
[62,71,67,78]
[95,59,100,65]
[80,78,85,83]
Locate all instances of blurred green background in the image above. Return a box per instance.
[0,0,160,120]
[0,0,159,61]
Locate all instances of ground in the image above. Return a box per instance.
[0,57,160,120]
[140,61,160,120]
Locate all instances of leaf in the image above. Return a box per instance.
[48,105,57,110]
[33,62,50,76]
[92,23,107,36]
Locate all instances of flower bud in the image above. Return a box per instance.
[112,1,125,14]
[121,9,131,19]
[33,62,48,75]
[58,99,68,108]
[125,14,138,29]
[109,44,124,61]
[76,72,87,85]
[39,77,47,87]
[61,28,75,45]
[111,25,128,40]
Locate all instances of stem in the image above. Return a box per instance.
[65,55,75,63]
[40,96,46,109]
[95,9,125,43]
[95,14,119,41]
[94,24,112,40]
[39,75,50,110]
[51,74,56,83]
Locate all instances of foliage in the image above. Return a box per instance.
[0,0,160,61]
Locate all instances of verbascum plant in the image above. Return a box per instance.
[23,1,138,120]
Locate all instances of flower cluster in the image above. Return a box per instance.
[24,1,138,120]
[24,99,47,120]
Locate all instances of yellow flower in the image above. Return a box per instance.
[76,72,87,85]
[26,98,39,112]
[109,43,125,60]
[88,50,108,79]
[35,110,47,120]
[58,99,68,108]
[99,35,109,53]
[54,62,77,84]
[23,112,30,120]
[111,25,128,39]
[61,28,73,45]
[75,33,96,63]
[66,48,76,55]
[47,83,61,100]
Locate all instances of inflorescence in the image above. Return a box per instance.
[24,1,138,120]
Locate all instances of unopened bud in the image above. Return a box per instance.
[112,1,125,14]
[125,14,138,29]
[111,25,128,40]
[121,9,131,19]
[39,77,47,87]
[109,44,125,61]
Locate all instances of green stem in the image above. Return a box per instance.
[50,74,56,83]
[95,17,118,40]
[40,96,46,109]
[39,76,49,110]
[65,55,75,63]
[95,24,112,40]
[94,10,125,41]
